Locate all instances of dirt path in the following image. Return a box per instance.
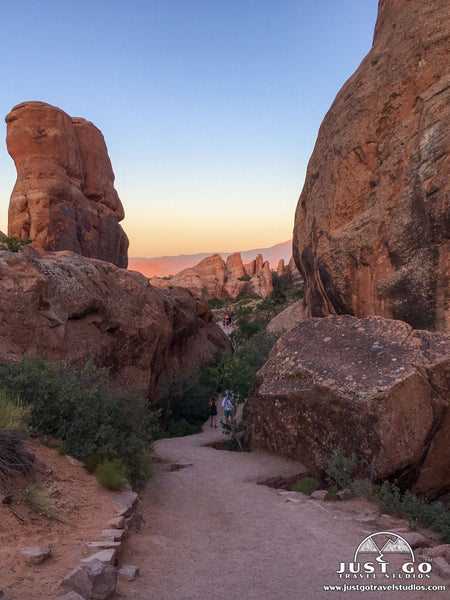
[116,416,448,600]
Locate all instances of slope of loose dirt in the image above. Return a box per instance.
[0,441,121,600]
[116,412,448,600]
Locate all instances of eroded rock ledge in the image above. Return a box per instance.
[0,246,231,399]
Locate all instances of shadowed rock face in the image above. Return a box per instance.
[241,316,450,498]
[293,0,449,332]
[0,246,231,399]
[6,101,129,268]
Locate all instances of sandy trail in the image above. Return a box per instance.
[116,414,448,600]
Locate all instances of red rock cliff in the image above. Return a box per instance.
[6,101,129,268]
[293,0,449,331]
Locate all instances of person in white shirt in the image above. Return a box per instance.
[222,392,233,423]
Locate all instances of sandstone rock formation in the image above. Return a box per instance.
[0,246,230,399]
[242,316,450,498]
[293,0,449,332]
[276,257,302,285]
[150,252,273,299]
[6,101,129,268]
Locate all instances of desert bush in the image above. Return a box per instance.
[95,458,128,491]
[166,419,200,438]
[0,355,159,490]
[291,476,320,495]
[0,388,30,430]
[157,369,216,437]
[233,312,265,340]
[377,481,450,543]
[207,329,278,399]
[208,297,226,310]
[0,234,33,252]
[325,446,357,490]
[234,290,260,302]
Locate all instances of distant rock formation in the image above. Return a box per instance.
[150,252,274,299]
[128,240,293,278]
[276,257,302,285]
[6,101,129,268]
[293,0,449,332]
[242,316,450,498]
[0,246,231,399]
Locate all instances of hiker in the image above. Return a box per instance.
[227,315,232,326]
[222,392,233,424]
[225,314,230,326]
[209,397,218,428]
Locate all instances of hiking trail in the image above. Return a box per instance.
[116,409,447,600]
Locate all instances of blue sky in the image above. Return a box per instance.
[0,0,378,257]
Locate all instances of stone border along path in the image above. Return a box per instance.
[114,410,448,600]
[57,491,142,599]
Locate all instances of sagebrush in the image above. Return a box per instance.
[0,356,159,490]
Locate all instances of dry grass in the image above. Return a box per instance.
[0,429,34,488]
[24,480,70,524]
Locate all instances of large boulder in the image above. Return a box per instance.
[241,316,450,498]
[293,0,449,332]
[266,300,307,334]
[0,246,231,399]
[6,101,129,268]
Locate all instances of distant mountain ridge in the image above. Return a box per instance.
[128,240,292,277]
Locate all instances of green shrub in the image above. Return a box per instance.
[157,369,216,437]
[327,485,339,499]
[166,419,200,438]
[0,388,30,430]
[0,235,34,252]
[208,297,226,310]
[207,329,278,399]
[291,476,320,495]
[325,447,357,490]
[376,482,450,543]
[0,356,159,491]
[237,274,251,281]
[95,459,128,491]
[234,290,260,302]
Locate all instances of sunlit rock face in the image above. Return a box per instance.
[293,0,449,332]
[242,316,450,498]
[6,101,129,268]
[0,246,231,399]
[150,252,274,299]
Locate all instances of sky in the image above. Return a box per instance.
[0,0,379,258]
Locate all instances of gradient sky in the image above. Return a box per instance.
[0,0,378,257]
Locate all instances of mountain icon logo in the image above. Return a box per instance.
[354,532,414,564]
